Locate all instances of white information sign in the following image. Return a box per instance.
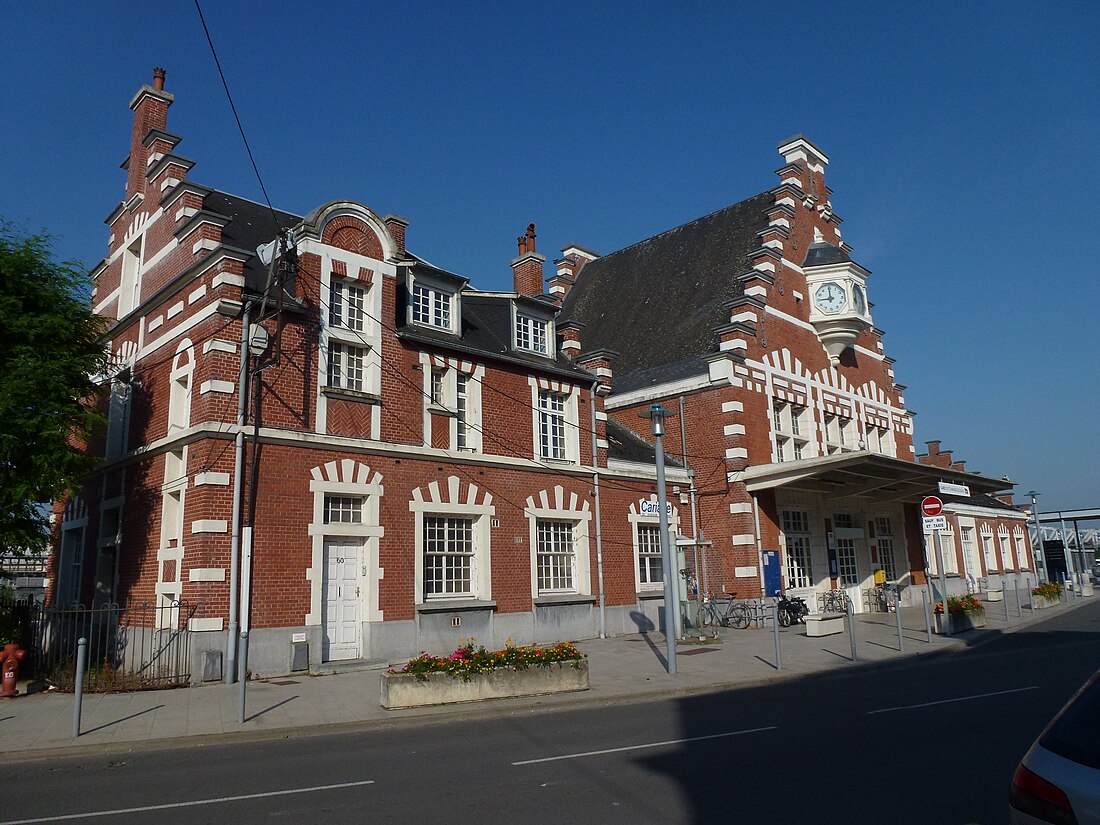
[938,481,971,497]
[638,499,673,518]
[922,515,948,532]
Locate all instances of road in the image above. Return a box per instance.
[2,601,1099,825]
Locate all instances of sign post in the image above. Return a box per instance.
[922,496,950,636]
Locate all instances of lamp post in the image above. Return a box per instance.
[641,403,678,675]
[1028,491,1048,583]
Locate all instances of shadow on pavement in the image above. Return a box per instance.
[82,704,165,736]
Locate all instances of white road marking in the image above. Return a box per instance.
[0,780,375,824]
[867,686,1039,715]
[511,726,778,765]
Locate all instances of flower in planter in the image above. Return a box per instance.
[390,639,585,681]
[934,594,985,615]
[1032,581,1063,600]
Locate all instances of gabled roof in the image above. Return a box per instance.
[605,418,684,467]
[202,189,301,293]
[802,241,851,268]
[558,191,774,377]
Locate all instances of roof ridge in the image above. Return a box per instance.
[205,186,301,220]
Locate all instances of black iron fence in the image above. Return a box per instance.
[1,593,194,691]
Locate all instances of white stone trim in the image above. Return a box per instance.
[410,475,494,603]
[732,534,756,546]
[203,339,237,355]
[166,301,184,319]
[524,484,593,599]
[729,503,753,514]
[148,315,164,332]
[191,519,228,534]
[199,380,234,395]
[188,285,207,305]
[194,471,231,486]
[212,272,245,289]
[188,617,224,631]
[188,567,226,582]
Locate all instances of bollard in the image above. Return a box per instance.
[895,594,905,653]
[772,601,782,671]
[922,588,932,643]
[1026,577,1033,613]
[847,598,857,662]
[238,630,249,724]
[72,637,87,739]
[1014,583,1022,618]
[1004,588,1010,621]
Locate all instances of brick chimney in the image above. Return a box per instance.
[383,214,409,257]
[557,320,584,359]
[511,223,546,296]
[548,244,599,303]
[126,68,174,201]
[577,349,618,395]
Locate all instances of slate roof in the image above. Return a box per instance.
[612,354,710,395]
[605,418,683,468]
[558,191,774,378]
[947,493,1026,514]
[202,189,301,294]
[802,241,851,268]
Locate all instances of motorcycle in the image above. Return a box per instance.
[776,594,809,627]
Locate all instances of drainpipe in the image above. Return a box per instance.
[753,493,767,595]
[590,383,607,638]
[225,301,251,684]
[678,395,702,606]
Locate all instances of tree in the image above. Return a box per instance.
[0,220,108,553]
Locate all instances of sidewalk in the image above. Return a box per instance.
[2,594,1093,759]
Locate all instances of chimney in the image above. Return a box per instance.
[126,67,175,201]
[996,494,1015,506]
[557,320,585,359]
[549,244,599,303]
[950,461,966,471]
[577,349,619,395]
[925,440,942,456]
[384,214,409,257]
[511,223,546,297]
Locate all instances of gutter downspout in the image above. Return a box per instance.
[678,395,701,609]
[753,493,766,596]
[590,383,606,638]
[225,301,251,684]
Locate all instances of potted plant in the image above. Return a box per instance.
[933,594,987,633]
[380,639,589,709]
[1031,581,1063,609]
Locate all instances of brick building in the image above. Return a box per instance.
[51,71,691,678]
[557,135,1033,613]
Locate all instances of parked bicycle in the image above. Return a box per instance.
[699,593,753,629]
[820,588,852,613]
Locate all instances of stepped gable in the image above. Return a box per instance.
[202,189,301,293]
[559,190,773,377]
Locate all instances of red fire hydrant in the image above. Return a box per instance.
[1,643,26,698]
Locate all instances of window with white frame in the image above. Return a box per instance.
[981,529,997,572]
[324,495,364,525]
[875,517,898,581]
[515,312,549,355]
[960,526,980,579]
[536,520,576,594]
[637,523,664,588]
[423,516,474,599]
[327,342,367,392]
[1014,529,1029,569]
[999,530,1013,570]
[941,529,959,574]
[425,363,480,452]
[455,373,470,450]
[119,236,144,316]
[329,280,367,333]
[773,402,810,462]
[412,282,453,331]
[538,390,567,460]
[430,367,445,406]
[782,510,813,589]
[866,425,894,455]
[824,414,853,455]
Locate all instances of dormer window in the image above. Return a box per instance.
[412,282,453,330]
[516,312,549,354]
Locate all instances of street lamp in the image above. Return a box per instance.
[640,403,678,675]
[1027,491,1048,583]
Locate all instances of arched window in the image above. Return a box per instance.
[168,340,194,433]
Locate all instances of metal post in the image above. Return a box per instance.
[772,600,782,670]
[226,303,251,684]
[1059,515,1077,597]
[895,596,904,652]
[922,587,932,643]
[590,385,606,639]
[237,630,249,724]
[1014,583,1022,617]
[932,529,951,636]
[1028,492,1048,583]
[846,598,857,662]
[72,638,87,738]
[641,404,677,675]
[1004,587,1010,621]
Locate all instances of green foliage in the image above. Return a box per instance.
[390,639,585,682]
[1032,581,1063,600]
[0,220,109,552]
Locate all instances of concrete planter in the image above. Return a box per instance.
[1082,583,1094,597]
[380,660,589,709]
[1031,595,1061,610]
[934,610,987,635]
[985,589,1004,602]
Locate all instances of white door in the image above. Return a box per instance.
[323,539,361,661]
[835,538,863,613]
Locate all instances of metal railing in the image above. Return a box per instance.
[31,600,195,691]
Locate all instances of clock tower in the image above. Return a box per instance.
[803,238,872,364]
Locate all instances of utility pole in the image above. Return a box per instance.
[641,403,678,675]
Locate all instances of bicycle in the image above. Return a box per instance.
[699,593,753,629]
[820,588,851,613]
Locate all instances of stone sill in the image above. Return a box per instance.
[427,404,456,417]
[534,594,597,607]
[321,386,381,404]
[415,599,497,614]
[636,590,665,600]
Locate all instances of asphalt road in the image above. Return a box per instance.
[3,601,1099,825]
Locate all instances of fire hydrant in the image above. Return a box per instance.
[1,643,25,698]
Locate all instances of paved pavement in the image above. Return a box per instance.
[1,591,1091,759]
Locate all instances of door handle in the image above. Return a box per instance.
[356,586,361,597]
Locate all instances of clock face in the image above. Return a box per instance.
[852,284,866,315]
[814,282,847,314]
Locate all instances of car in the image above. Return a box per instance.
[1010,669,1100,824]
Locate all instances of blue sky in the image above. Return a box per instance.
[2,2,1097,514]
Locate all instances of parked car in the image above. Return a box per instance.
[1010,669,1100,824]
